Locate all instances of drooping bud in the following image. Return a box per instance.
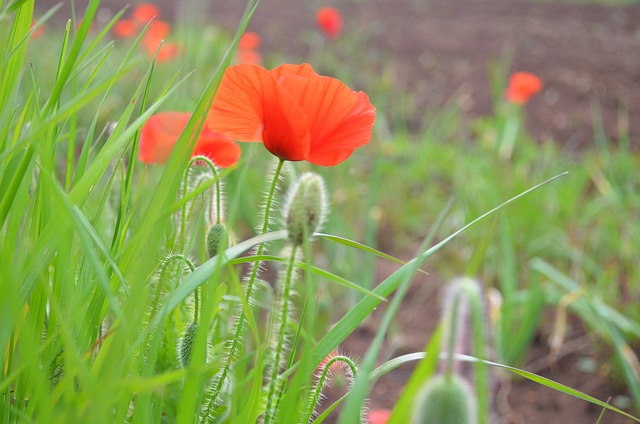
[176,322,199,368]
[206,222,229,258]
[282,173,328,246]
[413,375,477,424]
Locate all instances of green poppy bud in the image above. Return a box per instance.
[413,375,477,424]
[177,322,199,368]
[206,222,229,258]
[282,173,328,246]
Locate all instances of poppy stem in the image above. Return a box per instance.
[264,243,298,424]
[202,157,285,420]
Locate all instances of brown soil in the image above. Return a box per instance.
[319,259,635,423]
[35,0,640,422]
[207,0,640,150]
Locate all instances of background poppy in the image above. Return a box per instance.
[139,112,241,167]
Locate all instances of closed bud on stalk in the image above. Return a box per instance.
[177,322,199,368]
[413,375,477,424]
[282,173,328,246]
[206,222,229,258]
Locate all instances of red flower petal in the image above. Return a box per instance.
[269,63,319,80]
[139,112,240,167]
[208,65,310,161]
[193,130,242,168]
[280,75,375,166]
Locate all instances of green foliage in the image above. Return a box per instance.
[2,0,639,423]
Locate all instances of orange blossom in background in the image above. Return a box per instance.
[207,63,376,166]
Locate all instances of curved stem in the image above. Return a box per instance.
[154,254,196,318]
[264,243,298,424]
[178,155,222,246]
[304,355,358,424]
[203,158,285,419]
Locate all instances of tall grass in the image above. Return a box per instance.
[2,1,640,423]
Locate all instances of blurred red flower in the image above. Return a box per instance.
[208,63,375,166]
[239,32,261,50]
[316,7,342,38]
[236,32,262,65]
[132,3,160,23]
[236,49,262,65]
[505,72,543,105]
[30,21,44,39]
[141,19,171,50]
[367,409,391,424]
[139,112,241,167]
[113,19,138,38]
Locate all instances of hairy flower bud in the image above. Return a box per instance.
[413,375,477,424]
[177,322,199,368]
[282,173,328,246]
[206,222,229,258]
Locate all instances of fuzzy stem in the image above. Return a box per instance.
[179,156,222,245]
[154,254,196,319]
[444,291,462,381]
[202,157,285,419]
[304,355,358,423]
[264,243,299,424]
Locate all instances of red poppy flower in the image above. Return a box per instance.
[505,72,543,105]
[316,7,342,38]
[30,21,44,39]
[139,112,241,167]
[236,48,262,65]
[141,19,171,50]
[207,63,375,166]
[367,409,391,424]
[132,3,160,23]
[238,32,261,50]
[113,19,138,38]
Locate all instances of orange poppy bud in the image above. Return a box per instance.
[208,63,375,166]
[316,7,342,38]
[139,112,241,167]
[505,72,543,105]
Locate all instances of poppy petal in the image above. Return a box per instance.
[139,112,190,164]
[139,112,240,166]
[280,75,375,166]
[269,63,319,80]
[208,64,310,161]
[194,131,242,168]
